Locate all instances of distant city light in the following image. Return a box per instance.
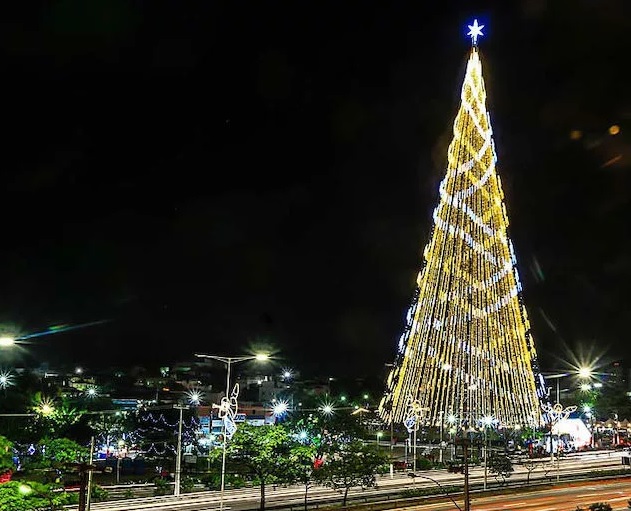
[580,383,592,392]
[187,389,203,405]
[281,368,293,380]
[583,404,591,413]
[340,395,347,402]
[320,403,334,416]
[86,387,98,398]
[75,367,83,375]
[442,363,452,371]
[298,430,308,440]
[0,371,13,389]
[609,125,620,136]
[447,414,457,424]
[273,400,289,417]
[593,382,603,389]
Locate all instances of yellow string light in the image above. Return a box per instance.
[379,48,544,429]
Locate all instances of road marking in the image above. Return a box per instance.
[504,502,526,507]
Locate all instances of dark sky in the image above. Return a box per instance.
[0,1,630,377]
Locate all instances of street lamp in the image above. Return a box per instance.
[578,367,593,379]
[0,370,13,389]
[376,431,383,451]
[194,352,270,511]
[0,337,15,348]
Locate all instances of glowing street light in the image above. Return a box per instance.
[578,367,593,379]
[580,383,592,392]
[0,370,13,389]
[0,337,15,348]
[255,353,270,362]
[187,390,203,406]
[273,400,289,417]
[320,404,334,416]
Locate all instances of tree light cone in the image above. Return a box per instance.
[380,48,545,428]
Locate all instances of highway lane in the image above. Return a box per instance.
[82,451,630,511]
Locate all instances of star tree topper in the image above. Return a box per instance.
[467,19,484,45]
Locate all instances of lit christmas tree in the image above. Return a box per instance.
[380,21,546,428]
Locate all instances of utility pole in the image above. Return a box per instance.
[86,437,95,511]
[174,404,187,497]
[463,440,470,511]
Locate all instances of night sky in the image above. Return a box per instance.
[1,1,630,377]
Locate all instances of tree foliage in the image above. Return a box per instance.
[314,439,388,506]
[224,424,295,511]
[487,452,513,484]
[40,437,88,467]
[0,435,14,474]
[0,481,70,511]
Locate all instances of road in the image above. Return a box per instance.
[409,479,631,511]
[82,451,631,511]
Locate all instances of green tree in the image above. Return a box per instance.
[314,439,388,506]
[487,452,513,485]
[224,424,295,511]
[0,480,70,511]
[40,437,88,467]
[0,435,14,475]
[286,443,318,511]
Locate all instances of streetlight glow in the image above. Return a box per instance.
[86,387,98,398]
[272,400,289,417]
[0,371,13,389]
[255,353,269,361]
[0,337,15,347]
[578,367,593,379]
[187,390,203,405]
[447,413,457,424]
[321,404,334,416]
[580,383,592,392]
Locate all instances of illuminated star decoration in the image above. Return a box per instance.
[467,19,484,45]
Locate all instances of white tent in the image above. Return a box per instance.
[552,418,591,449]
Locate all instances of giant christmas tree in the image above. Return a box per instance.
[380,22,545,428]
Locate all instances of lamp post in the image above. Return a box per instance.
[481,416,493,491]
[376,431,383,451]
[195,353,269,511]
[173,404,188,497]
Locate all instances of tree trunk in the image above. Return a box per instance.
[260,480,266,511]
[343,486,349,507]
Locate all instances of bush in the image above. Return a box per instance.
[181,476,196,493]
[588,504,612,511]
[123,488,134,499]
[91,484,109,502]
[154,477,170,496]
[416,457,433,470]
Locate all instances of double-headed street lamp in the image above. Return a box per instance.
[195,353,269,510]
